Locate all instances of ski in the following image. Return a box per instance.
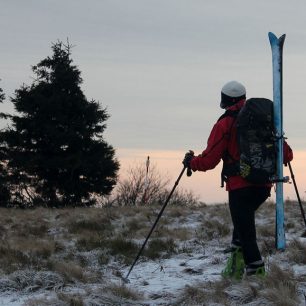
[268,32,286,250]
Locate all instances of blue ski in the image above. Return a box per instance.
[268,32,286,250]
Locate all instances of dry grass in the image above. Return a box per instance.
[57,293,85,306]
[25,299,65,306]
[175,279,230,305]
[174,285,210,305]
[144,238,177,260]
[26,293,84,306]
[0,201,303,305]
[75,232,109,251]
[108,236,139,264]
[47,260,89,283]
[76,233,141,265]
[257,223,275,238]
[163,205,188,218]
[196,218,230,241]
[287,239,306,264]
[175,263,300,305]
[0,237,56,273]
[261,263,300,305]
[106,284,143,301]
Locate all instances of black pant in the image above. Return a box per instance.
[228,186,271,265]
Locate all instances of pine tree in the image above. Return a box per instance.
[0,87,10,206]
[1,41,119,207]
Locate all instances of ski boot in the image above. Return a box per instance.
[246,261,266,278]
[221,246,245,280]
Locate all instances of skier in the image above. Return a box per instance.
[183,80,293,279]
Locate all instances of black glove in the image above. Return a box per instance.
[182,150,194,168]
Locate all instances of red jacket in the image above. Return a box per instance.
[190,99,293,191]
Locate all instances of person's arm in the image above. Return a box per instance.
[283,141,293,164]
[190,120,229,172]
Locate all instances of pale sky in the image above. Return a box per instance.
[1,0,305,203]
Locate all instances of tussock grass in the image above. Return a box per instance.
[48,260,89,283]
[205,203,231,223]
[144,238,177,260]
[226,263,299,305]
[106,284,143,301]
[257,223,275,238]
[176,264,299,306]
[261,263,299,305]
[163,206,188,218]
[121,217,149,239]
[196,218,230,241]
[148,224,192,242]
[26,293,84,306]
[98,252,110,266]
[175,285,208,305]
[76,234,139,264]
[260,237,276,257]
[0,238,56,273]
[108,236,139,264]
[0,202,304,304]
[67,216,113,234]
[11,222,49,238]
[168,227,192,241]
[0,244,31,273]
[12,238,56,258]
[25,299,66,306]
[287,239,306,264]
[76,233,107,251]
[175,279,230,305]
[57,293,85,306]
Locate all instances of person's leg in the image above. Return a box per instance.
[227,187,270,276]
[229,187,270,263]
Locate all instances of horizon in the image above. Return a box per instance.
[117,148,306,205]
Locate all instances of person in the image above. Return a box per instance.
[183,80,293,279]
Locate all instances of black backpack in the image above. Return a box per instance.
[221,98,276,185]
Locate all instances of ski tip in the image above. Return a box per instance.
[268,32,277,46]
[268,32,277,40]
[268,32,286,44]
[279,34,286,46]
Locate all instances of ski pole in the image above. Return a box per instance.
[123,166,187,283]
[142,156,150,204]
[288,162,306,227]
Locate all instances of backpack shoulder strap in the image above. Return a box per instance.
[217,109,240,122]
[218,109,240,187]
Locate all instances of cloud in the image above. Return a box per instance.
[0,0,305,154]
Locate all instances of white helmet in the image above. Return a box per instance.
[220,81,246,109]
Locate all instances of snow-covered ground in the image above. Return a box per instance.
[0,203,305,305]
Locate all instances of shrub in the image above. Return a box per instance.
[114,163,198,206]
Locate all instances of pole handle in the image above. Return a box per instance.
[187,168,192,177]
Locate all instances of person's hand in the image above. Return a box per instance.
[182,150,194,168]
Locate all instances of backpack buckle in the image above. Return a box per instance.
[270,176,290,183]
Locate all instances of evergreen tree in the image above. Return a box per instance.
[0,41,119,207]
[0,87,10,206]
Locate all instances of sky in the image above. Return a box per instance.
[0,0,305,203]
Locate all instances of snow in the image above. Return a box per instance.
[125,254,222,295]
[0,295,27,306]
[0,204,305,305]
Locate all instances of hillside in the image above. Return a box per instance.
[0,200,305,305]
